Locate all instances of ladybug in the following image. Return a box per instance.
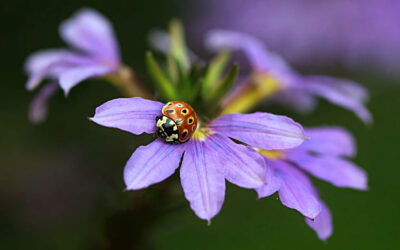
[156,101,198,144]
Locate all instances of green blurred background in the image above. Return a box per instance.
[1,0,399,249]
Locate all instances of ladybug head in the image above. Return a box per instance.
[156,115,180,144]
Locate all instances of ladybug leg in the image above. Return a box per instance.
[156,128,165,139]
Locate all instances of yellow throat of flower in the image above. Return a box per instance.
[220,72,282,115]
[191,123,214,141]
[257,149,285,160]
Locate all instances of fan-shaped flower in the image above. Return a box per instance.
[191,0,400,76]
[206,30,372,123]
[256,127,368,240]
[90,97,306,221]
[25,8,121,122]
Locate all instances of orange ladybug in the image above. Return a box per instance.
[156,101,198,143]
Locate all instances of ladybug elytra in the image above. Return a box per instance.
[156,101,198,143]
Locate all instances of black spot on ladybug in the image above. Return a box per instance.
[188,117,194,124]
[181,108,188,115]
[182,131,188,138]
[177,103,183,107]
[166,109,174,114]
[167,102,172,106]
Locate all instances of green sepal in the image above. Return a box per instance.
[201,51,231,97]
[169,19,190,72]
[206,63,239,104]
[166,54,179,84]
[146,51,177,100]
[176,63,192,97]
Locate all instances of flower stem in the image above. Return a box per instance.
[106,65,152,98]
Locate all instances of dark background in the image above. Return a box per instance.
[1,0,399,249]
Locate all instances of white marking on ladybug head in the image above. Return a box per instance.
[165,133,179,142]
[156,116,169,128]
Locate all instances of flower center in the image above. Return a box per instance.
[192,124,214,141]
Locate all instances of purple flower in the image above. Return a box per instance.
[206,30,372,123]
[24,8,121,122]
[189,0,400,76]
[90,97,306,221]
[257,127,368,240]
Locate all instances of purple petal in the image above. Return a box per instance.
[124,139,185,190]
[205,30,297,87]
[286,151,368,190]
[59,64,115,95]
[60,8,120,63]
[26,69,55,91]
[301,76,372,123]
[28,82,59,123]
[306,202,333,241]
[209,112,305,150]
[180,139,226,221]
[206,134,266,188]
[25,49,71,75]
[274,160,321,219]
[206,30,293,75]
[90,97,164,135]
[256,159,281,198]
[307,76,369,102]
[24,49,94,90]
[300,127,356,157]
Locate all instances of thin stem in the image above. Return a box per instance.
[106,65,152,99]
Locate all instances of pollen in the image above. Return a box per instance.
[192,126,214,141]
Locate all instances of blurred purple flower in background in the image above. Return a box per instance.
[190,0,400,76]
[28,82,59,123]
[257,127,367,240]
[90,97,305,221]
[207,30,372,123]
[24,8,121,123]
